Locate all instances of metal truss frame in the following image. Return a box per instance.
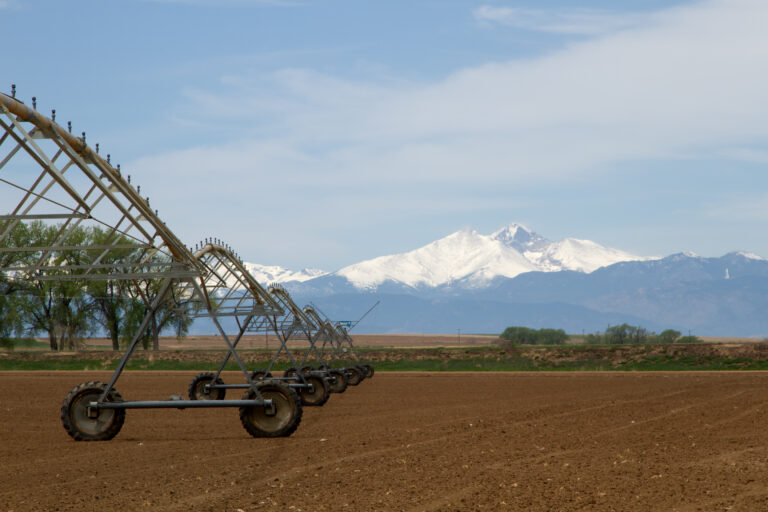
[198,284,332,398]
[0,93,197,282]
[0,91,301,438]
[302,304,363,368]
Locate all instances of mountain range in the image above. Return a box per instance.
[228,224,768,337]
[248,223,647,289]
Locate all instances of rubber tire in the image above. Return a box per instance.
[328,369,348,393]
[299,375,330,407]
[283,367,298,379]
[61,381,125,441]
[346,366,363,386]
[188,372,226,400]
[300,365,314,373]
[362,364,375,378]
[239,381,302,438]
[250,370,272,381]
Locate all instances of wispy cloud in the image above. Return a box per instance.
[131,0,768,263]
[163,0,768,181]
[473,5,649,35]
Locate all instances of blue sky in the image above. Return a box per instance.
[4,0,768,270]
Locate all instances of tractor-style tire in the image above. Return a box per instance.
[362,364,375,378]
[239,382,302,438]
[346,366,364,386]
[299,374,330,407]
[328,369,348,393]
[188,372,226,400]
[61,381,125,441]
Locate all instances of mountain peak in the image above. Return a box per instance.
[492,222,530,241]
[243,262,328,285]
[334,222,646,290]
[336,225,537,289]
[451,226,480,238]
[242,223,651,291]
[728,250,766,261]
[491,222,550,253]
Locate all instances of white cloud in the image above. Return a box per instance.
[156,0,768,181]
[473,6,649,35]
[130,0,768,263]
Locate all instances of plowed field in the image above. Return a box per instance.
[1,371,766,511]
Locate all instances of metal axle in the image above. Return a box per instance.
[207,382,313,391]
[91,399,273,410]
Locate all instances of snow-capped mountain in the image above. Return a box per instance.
[243,262,327,285]
[490,224,645,273]
[242,223,648,290]
[337,227,539,289]
[335,223,648,290]
[200,226,768,336]
[732,250,767,261]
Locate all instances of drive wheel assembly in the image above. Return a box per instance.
[239,381,302,438]
[250,370,272,381]
[346,366,364,386]
[362,364,375,378]
[298,374,330,406]
[188,372,226,400]
[328,369,348,393]
[61,381,125,441]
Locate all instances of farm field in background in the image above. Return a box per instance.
[4,333,767,353]
[2,341,768,372]
[83,333,502,350]
[1,371,766,511]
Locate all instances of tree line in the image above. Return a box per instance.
[500,326,569,345]
[500,323,701,346]
[0,222,194,351]
[584,324,700,344]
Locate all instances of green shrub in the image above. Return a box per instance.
[658,329,682,343]
[500,326,567,345]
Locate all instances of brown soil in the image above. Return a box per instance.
[1,371,767,511]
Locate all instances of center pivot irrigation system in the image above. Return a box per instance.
[0,87,375,440]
